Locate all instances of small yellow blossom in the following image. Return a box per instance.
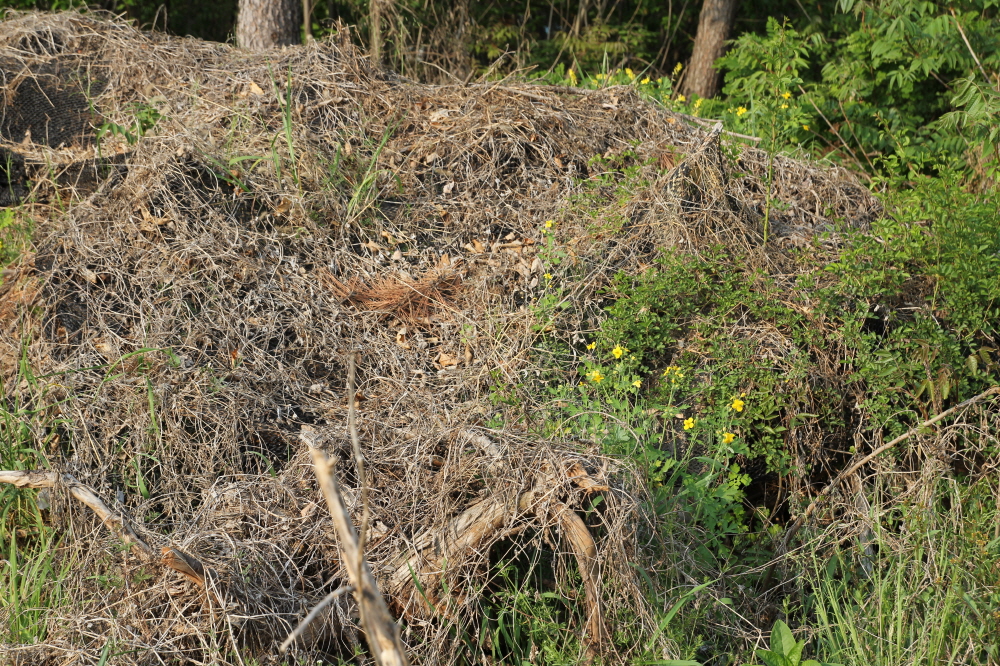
[802,124,810,131]
[625,68,635,80]
[641,77,651,85]
[545,220,555,228]
[595,73,606,81]
[683,418,696,430]
[780,103,789,109]
[673,62,683,74]
[633,380,642,388]
[736,106,748,117]
[589,370,604,383]
[722,432,736,444]
[694,98,703,109]
[676,94,687,102]
[586,342,596,350]
[568,68,578,85]
[731,398,745,412]
[612,345,628,359]
[544,273,553,280]
[782,91,792,100]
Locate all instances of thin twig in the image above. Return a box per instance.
[782,385,1000,549]
[279,585,354,652]
[760,386,1000,590]
[951,8,993,87]
[796,84,866,169]
[348,353,371,577]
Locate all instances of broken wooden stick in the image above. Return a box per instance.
[0,470,221,601]
[296,353,408,666]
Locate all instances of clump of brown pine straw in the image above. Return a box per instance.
[0,9,883,665]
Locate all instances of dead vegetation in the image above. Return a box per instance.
[0,9,883,665]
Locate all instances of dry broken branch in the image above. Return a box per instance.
[0,470,222,601]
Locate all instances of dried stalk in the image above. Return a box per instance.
[297,357,408,666]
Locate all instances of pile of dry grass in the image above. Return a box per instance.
[0,9,882,665]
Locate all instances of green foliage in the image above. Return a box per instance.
[716,18,814,149]
[483,558,583,665]
[96,101,162,150]
[798,473,1000,664]
[0,208,29,268]
[715,0,1000,181]
[750,619,842,666]
[825,172,1000,428]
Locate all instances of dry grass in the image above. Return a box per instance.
[0,9,883,665]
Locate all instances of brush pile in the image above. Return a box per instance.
[0,10,880,665]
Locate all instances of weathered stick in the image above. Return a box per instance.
[385,459,611,651]
[297,353,408,666]
[301,439,408,666]
[0,470,220,598]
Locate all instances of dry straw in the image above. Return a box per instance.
[0,9,881,665]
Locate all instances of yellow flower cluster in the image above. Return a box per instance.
[612,345,628,359]
[641,77,651,85]
[625,68,636,80]
[736,106,748,117]
[722,432,736,444]
[662,366,685,383]
[544,219,555,228]
[731,398,745,412]
[589,370,604,383]
[676,94,687,103]
[568,69,578,86]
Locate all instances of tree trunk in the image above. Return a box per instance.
[237,0,302,51]
[682,0,740,99]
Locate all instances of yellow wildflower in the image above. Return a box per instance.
[612,345,628,359]
[545,220,555,228]
[673,62,683,74]
[677,94,687,102]
[694,98,703,109]
[731,398,745,412]
[568,68,578,85]
[544,273,553,280]
[595,73,606,81]
[780,103,789,109]
[781,91,792,100]
[633,380,642,388]
[802,124,810,131]
[683,418,696,430]
[736,106,748,117]
[586,342,596,350]
[589,370,604,383]
[625,68,635,80]
[722,432,736,444]
[641,77,651,85]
